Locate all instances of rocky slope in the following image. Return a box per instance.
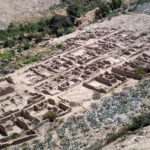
[104,125,150,150]
[0,0,61,29]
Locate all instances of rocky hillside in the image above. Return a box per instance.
[104,125,150,150]
[0,0,61,29]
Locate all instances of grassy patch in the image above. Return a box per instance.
[135,67,150,75]
[17,55,39,64]
[0,51,14,59]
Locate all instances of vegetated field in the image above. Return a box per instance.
[0,0,61,29]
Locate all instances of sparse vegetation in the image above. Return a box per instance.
[0,51,14,59]
[43,111,57,122]
[92,91,101,100]
[3,39,15,48]
[135,67,150,75]
[105,113,150,145]
[56,44,64,49]
[128,113,150,131]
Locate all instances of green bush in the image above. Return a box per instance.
[135,67,150,75]
[92,91,101,100]
[50,15,73,37]
[110,0,122,10]
[43,111,57,122]
[106,113,150,145]
[50,15,73,29]
[106,128,128,145]
[17,46,23,53]
[3,39,15,48]
[66,27,75,34]
[0,51,14,59]
[0,30,8,40]
[67,4,81,24]
[19,22,38,32]
[56,44,63,49]
[95,3,110,20]
[22,40,30,50]
[128,113,150,131]
[15,55,39,67]
[57,28,65,37]
[35,33,43,43]
[66,0,99,15]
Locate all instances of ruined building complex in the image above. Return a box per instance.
[0,26,150,148]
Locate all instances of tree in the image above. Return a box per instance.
[110,0,122,10]
[50,15,73,37]
[67,4,81,24]
[95,3,110,20]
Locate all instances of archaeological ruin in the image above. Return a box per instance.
[0,25,149,148]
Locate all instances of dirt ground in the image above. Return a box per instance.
[0,0,61,29]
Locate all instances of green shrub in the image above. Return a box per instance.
[0,51,14,59]
[106,128,128,145]
[25,56,39,63]
[0,30,8,40]
[56,44,63,49]
[43,111,57,122]
[66,0,99,15]
[50,15,72,29]
[50,15,73,37]
[19,22,38,32]
[16,55,39,65]
[106,113,150,145]
[3,39,15,48]
[37,18,51,32]
[57,28,65,37]
[92,91,101,100]
[35,33,43,43]
[66,27,75,34]
[135,67,150,75]
[67,4,81,24]
[17,46,23,53]
[110,0,122,10]
[22,40,30,50]
[95,3,110,20]
[128,113,150,131]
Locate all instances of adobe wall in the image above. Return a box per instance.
[0,86,14,96]
[112,68,142,80]
[83,83,106,93]
[0,124,8,136]
[96,76,112,86]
